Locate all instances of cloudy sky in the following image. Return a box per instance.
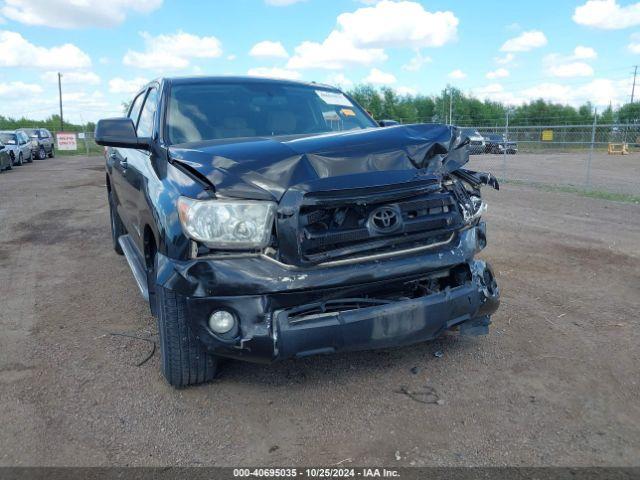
[2,0,640,122]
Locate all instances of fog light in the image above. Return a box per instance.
[208,310,236,334]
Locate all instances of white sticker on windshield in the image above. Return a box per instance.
[315,90,353,107]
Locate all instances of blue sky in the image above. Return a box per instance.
[2,0,640,122]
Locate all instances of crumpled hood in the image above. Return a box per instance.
[168,123,469,201]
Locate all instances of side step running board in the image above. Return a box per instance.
[118,235,149,301]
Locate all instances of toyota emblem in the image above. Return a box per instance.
[369,206,402,234]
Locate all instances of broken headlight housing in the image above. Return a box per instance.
[464,195,487,224]
[177,197,276,249]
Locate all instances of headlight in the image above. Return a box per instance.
[463,195,487,223]
[177,197,276,249]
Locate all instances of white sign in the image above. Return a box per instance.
[56,132,77,151]
[315,90,353,107]
[78,132,85,139]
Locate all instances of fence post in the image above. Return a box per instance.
[586,108,597,187]
[83,127,89,156]
[502,109,509,180]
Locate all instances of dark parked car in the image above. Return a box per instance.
[460,128,486,155]
[96,77,500,387]
[483,133,517,154]
[0,130,33,165]
[23,128,55,159]
[0,140,11,172]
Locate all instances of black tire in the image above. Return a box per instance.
[17,153,23,166]
[108,192,125,255]
[6,159,11,171]
[156,279,218,388]
[38,147,46,160]
[26,151,33,163]
[48,147,55,158]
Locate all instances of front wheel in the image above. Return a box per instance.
[156,281,219,388]
[48,147,55,158]
[38,147,46,159]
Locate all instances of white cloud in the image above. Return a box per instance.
[495,53,515,65]
[108,77,149,94]
[471,83,520,105]
[573,0,640,29]
[396,86,417,96]
[0,81,42,97]
[287,1,457,70]
[547,62,594,77]
[336,0,458,49]
[0,30,91,69]
[486,68,510,79]
[500,30,547,52]
[574,45,597,59]
[249,40,288,58]
[544,47,597,77]
[402,50,431,71]
[42,71,100,85]
[628,32,640,53]
[472,77,630,107]
[227,54,237,61]
[247,67,301,80]
[324,73,353,89]
[448,69,466,80]
[364,68,396,85]
[123,31,222,70]
[0,0,162,28]
[265,0,306,5]
[287,31,387,70]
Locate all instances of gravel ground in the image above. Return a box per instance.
[0,155,639,467]
[469,152,640,195]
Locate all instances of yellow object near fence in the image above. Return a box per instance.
[608,143,629,155]
[541,130,553,141]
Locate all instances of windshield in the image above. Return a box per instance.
[166,82,377,144]
[0,133,16,144]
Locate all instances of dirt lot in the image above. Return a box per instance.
[470,152,640,195]
[1,154,639,467]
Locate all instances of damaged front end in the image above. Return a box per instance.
[160,123,501,362]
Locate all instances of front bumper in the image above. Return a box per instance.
[155,225,499,362]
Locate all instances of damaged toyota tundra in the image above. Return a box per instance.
[95,76,500,388]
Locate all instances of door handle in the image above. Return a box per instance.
[109,151,117,160]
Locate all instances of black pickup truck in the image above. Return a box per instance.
[96,77,500,387]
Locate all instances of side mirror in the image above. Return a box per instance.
[95,117,151,150]
[378,119,399,127]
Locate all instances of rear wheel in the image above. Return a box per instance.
[156,272,219,388]
[108,192,125,255]
[38,147,46,160]
[17,153,23,166]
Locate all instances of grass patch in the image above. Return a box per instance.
[502,179,640,204]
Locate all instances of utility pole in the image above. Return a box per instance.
[632,66,638,103]
[58,72,64,131]
[449,87,453,125]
